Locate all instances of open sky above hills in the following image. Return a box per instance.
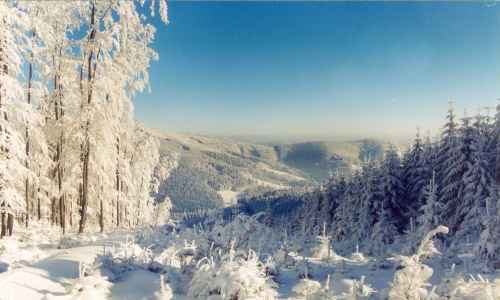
[136,1,500,140]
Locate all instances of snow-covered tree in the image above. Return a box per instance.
[403,129,430,220]
[453,114,493,247]
[388,226,448,300]
[412,172,443,248]
[438,109,475,237]
[381,145,405,229]
[0,2,30,236]
[476,186,500,268]
[357,161,383,248]
[0,0,170,236]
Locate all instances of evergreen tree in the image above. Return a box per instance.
[357,161,383,247]
[476,186,500,268]
[403,129,429,219]
[332,172,362,242]
[443,114,473,233]
[324,175,347,230]
[438,109,472,233]
[488,101,500,178]
[415,172,442,244]
[371,197,398,254]
[381,145,405,231]
[454,114,494,246]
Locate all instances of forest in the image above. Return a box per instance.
[0,0,169,236]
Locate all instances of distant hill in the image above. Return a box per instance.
[150,131,311,212]
[150,130,398,212]
[271,139,393,182]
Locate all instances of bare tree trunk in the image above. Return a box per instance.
[59,195,65,234]
[37,193,41,221]
[57,134,65,234]
[79,141,89,234]
[116,203,120,227]
[1,211,6,238]
[25,128,29,228]
[69,200,73,227]
[99,197,104,233]
[7,213,14,236]
[51,198,56,225]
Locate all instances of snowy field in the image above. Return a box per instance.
[0,218,499,300]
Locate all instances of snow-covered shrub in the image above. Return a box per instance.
[292,278,322,298]
[207,214,281,256]
[153,274,174,300]
[58,233,100,249]
[0,221,60,267]
[154,239,198,273]
[293,275,374,300]
[444,275,500,300]
[349,245,369,263]
[136,223,175,250]
[387,225,448,300]
[188,250,278,300]
[99,237,153,277]
[310,234,340,261]
[274,231,297,268]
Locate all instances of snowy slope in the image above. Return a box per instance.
[1,220,499,300]
[150,131,312,211]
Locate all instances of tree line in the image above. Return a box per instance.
[297,103,500,268]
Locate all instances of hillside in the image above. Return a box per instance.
[272,139,396,182]
[150,131,312,212]
[149,129,400,212]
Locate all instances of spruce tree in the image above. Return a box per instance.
[381,145,405,230]
[358,161,384,246]
[454,114,493,246]
[403,130,428,220]
[476,186,500,268]
[438,109,472,233]
[416,172,442,238]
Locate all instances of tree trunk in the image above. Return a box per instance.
[79,142,89,234]
[99,197,104,233]
[69,200,73,227]
[7,213,14,236]
[116,203,120,227]
[79,2,96,234]
[1,212,6,238]
[25,124,29,228]
[51,198,56,225]
[37,193,41,221]
[25,42,33,228]
[57,135,65,234]
[59,195,65,234]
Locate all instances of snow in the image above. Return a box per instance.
[242,172,290,190]
[0,220,499,300]
[110,270,161,300]
[218,190,241,206]
[255,163,306,182]
[0,246,103,299]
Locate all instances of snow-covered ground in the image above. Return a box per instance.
[0,219,499,300]
[218,190,241,207]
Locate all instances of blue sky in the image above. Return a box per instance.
[135,1,500,140]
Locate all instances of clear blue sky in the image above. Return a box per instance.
[135,1,500,140]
